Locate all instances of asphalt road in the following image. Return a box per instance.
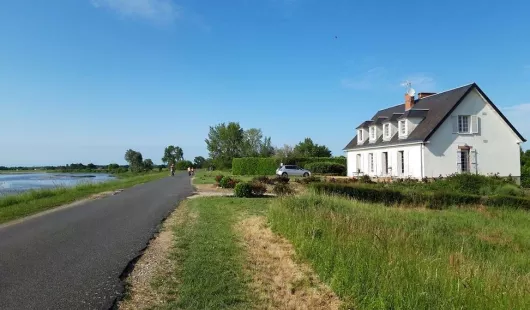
[0,173,193,310]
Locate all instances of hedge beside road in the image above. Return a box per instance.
[232,157,347,175]
[311,183,530,210]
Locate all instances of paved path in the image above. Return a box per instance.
[0,173,193,310]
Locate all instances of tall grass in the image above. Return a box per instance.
[268,193,530,309]
[0,171,168,224]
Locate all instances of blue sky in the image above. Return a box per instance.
[1,0,529,166]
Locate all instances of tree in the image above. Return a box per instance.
[205,122,245,169]
[143,159,154,171]
[242,128,263,157]
[260,136,275,157]
[194,156,206,168]
[293,138,332,157]
[125,149,144,172]
[87,163,97,170]
[107,163,120,171]
[275,144,294,159]
[162,145,184,167]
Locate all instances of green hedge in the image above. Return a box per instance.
[311,183,530,210]
[232,158,278,175]
[232,156,347,175]
[282,157,346,168]
[305,162,346,176]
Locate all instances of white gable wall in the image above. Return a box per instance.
[423,89,522,177]
[346,143,423,178]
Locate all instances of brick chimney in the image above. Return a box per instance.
[405,93,415,110]
[418,92,436,99]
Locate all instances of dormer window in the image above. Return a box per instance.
[369,126,376,141]
[357,129,364,144]
[398,120,407,137]
[383,123,391,139]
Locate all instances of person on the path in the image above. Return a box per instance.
[191,167,195,176]
[187,166,191,176]
[170,164,175,176]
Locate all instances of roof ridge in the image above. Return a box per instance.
[416,82,475,100]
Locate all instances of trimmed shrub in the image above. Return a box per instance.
[252,176,273,185]
[296,176,322,185]
[215,175,225,184]
[305,162,346,176]
[250,182,267,196]
[282,157,347,168]
[234,182,253,197]
[232,156,347,175]
[311,183,530,210]
[219,176,239,189]
[272,176,290,184]
[273,183,294,196]
[232,158,278,175]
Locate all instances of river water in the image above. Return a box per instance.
[0,173,116,196]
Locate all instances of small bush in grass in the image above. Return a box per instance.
[494,184,525,197]
[273,183,294,196]
[250,182,267,196]
[219,176,239,189]
[296,176,322,185]
[359,175,373,184]
[215,175,224,184]
[272,176,290,184]
[234,182,253,197]
[252,176,273,185]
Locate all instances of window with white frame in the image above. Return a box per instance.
[458,115,470,133]
[369,126,376,140]
[357,129,363,143]
[369,153,374,172]
[398,120,407,136]
[383,123,390,139]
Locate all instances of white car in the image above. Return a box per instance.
[276,165,311,177]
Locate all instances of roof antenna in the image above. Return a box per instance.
[401,80,416,97]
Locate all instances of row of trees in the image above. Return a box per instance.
[205,122,333,169]
[205,122,275,168]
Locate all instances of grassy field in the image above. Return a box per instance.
[153,197,271,309]
[0,171,168,224]
[268,193,530,309]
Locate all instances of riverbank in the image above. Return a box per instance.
[0,171,169,224]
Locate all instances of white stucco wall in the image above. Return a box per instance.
[346,143,423,178]
[423,89,523,177]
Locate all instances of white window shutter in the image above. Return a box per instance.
[456,150,462,173]
[452,116,458,133]
[470,149,477,174]
[471,116,479,134]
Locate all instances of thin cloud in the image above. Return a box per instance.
[341,67,387,90]
[91,0,181,24]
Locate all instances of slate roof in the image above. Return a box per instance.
[344,83,526,150]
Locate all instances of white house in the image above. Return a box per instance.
[344,83,526,182]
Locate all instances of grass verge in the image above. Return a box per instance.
[0,171,168,224]
[268,193,530,309]
[156,197,270,309]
